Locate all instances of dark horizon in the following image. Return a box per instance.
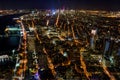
[0,0,120,11]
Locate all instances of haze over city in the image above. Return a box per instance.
[0,0,120,10]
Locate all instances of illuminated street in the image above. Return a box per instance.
[0,8,120,80]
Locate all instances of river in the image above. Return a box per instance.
[0,13,25,54]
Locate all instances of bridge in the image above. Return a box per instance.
[5,27,22,31]
[1,27,24,37]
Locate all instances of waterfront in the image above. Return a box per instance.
[0,13,26,53]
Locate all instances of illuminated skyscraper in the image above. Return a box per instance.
[90,29,97,50]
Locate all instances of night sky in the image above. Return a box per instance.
[0,0,120,10]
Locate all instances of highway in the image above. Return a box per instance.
[100,58,116,80]
[12,20,28,79]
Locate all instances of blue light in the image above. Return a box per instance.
[52,12,56,15]
[34,72,40,80]
[52,10,56,15]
